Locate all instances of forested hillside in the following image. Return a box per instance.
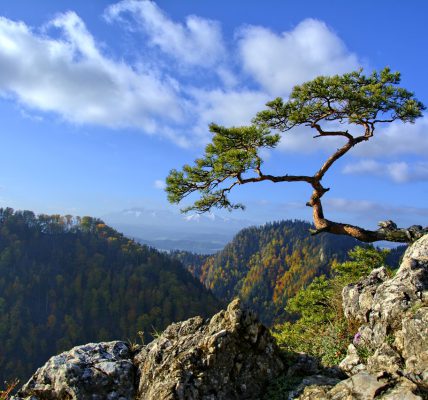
[175,220,406,325]
[0,208,221,383]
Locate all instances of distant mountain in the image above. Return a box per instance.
[0,208,221,383]
[137,237,225,254]
[175,220,408,326]
[175,220,362,325]
[103,207,253,253]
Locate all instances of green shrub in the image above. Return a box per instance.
[273,246,390,367]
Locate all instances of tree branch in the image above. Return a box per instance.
[314,139,355,181]
[239,174,314,185]
[307,183,427,243]
[311,123,354,140]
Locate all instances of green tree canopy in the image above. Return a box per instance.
[166,68,426,243]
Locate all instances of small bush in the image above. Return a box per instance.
[273,246,391,367]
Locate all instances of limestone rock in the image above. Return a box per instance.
[342,234,428,384]
[342,266,390,324]
[296,373,424,400]
[11,300,283,400]
[12,341,135,400]
[381,378,423,400]
[296,371,388,399]
[339,343,368,376]
[135,298,284,400]
[289,375,341,399]
[297,235,428,399]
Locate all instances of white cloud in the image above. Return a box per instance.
[105,0,225,68]
[154,179,166,189]
[188,88,270,142]
[354,117,428,157]
[3,1,423,158]
[342,159,380,175]
[237,19,359,95]
[275,116,428,158]
[0,12,182,134]
[343,160,428,183]
[323,198,428,224]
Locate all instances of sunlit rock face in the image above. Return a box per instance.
[134,298,284,400]
[12,341,136,400]
[297,234,428,400]
[12,300,284,400]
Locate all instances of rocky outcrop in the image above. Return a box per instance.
[12,341,135,400]
[296,234,428,399]
[341,235,428,382]
[135,298,283,399]
[12,299,284,400]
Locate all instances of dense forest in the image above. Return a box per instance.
[174,220,406,325]
[0,208,221,383]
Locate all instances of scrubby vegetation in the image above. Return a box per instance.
[272,246,394,366]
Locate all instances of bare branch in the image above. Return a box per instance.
[311,123,354,140]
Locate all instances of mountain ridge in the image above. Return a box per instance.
[0,207,221,383]
[175,220,406,325]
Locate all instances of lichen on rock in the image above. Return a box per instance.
[11,299,284,400]
[135,298,284,399]
[296,234,428,399]
[12,341,136,400]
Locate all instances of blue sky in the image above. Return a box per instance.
[0,0,427,232]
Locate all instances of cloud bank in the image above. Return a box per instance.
[104,0,226,68]
[0,0,425,157]
[0,12,182,135]
[343,159,428,183]
[237,19,359,95]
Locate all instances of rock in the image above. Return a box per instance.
[296,373,424,400]
[296,234,428,399]
[347,235,428,382]
[326,371,390,399]
[366,343,403,376]
[381,378,423,400]
[11,300,283,400]
[12,341,135,400]
[398,302,428,383]
[289,375,341,399]
[135,298,284,400]
[339,343,366,375]
[342,266,390,324]
[378,220,398,230]
[296,371,389,399]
